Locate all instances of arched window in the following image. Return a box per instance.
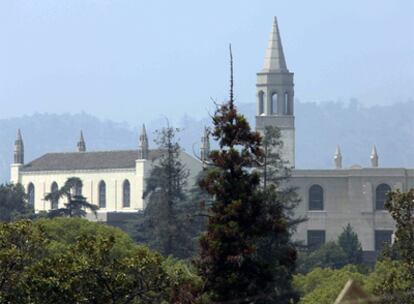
[98,181,106,209]
[258,91,264,115]
[284,92,290,114]
[51,182,59,210]
[27,183,35,207]
[376,183,391,210]
[123,180,131,208]
[309,185,324,210]
[74,180,82,196]
[271,92,278,114]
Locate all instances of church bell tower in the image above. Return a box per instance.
[256,17,295,167]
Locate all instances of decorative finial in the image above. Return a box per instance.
[139,124,149,160]
[200,127,210,164]
[334,145,342,169]
[77,131,86,152]
[370,145,378,168]
[14,129,24,164]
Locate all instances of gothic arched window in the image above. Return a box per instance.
[51,182,59,210]
[99,181,106,209]
[284,92,290,114]
[376,183,391,210]
[123,180,130,208]
[258,91,265,115]
[309,185,324,210]
[271,92,278,114]
[27,183,35,207]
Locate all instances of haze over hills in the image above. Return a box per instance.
[1,100,413,182]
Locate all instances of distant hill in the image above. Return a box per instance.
[1,100,413,182]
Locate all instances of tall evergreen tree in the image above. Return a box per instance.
[197,48,297,303]
[134,126,195,258]
[337,224,363,265]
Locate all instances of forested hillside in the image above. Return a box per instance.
[0,100,413,182]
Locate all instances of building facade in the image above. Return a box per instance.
[257,17,406,256]
[10,126,203,221]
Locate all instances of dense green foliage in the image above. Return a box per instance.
[294,265,367,304]
[0,218,201,303]
[44,177,98,218]
[0,183,34,222]
[197,58,297,303]
[298,224,363,273]
[297,242,348,273]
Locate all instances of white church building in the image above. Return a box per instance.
[10,17,413,259]
[10,126,203,222]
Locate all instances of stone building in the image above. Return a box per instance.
[10,125,203,222]
[258,17,412,257]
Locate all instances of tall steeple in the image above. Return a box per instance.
[370,145,379,168]
[200,127,210,163]
[262,17,288,73]
[13,129,24,164]
[256,17,295,167]
[139,124,149,160]
[334,145,342,169]
[77,131,86,152]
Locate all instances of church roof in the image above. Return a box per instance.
[21,149,164,172]
[262,17,289,73]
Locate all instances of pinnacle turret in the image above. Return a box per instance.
[139,124,149,160]
[14,129,24,164]
[77,131,86,152]
[200,127,210,163]
[334,145,342,169]
[370,145,378,168]
[262,17,288,73]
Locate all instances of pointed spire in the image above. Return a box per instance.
[200,127,210,164]
[77,131,86,152]
[139,124,149,160]
[370,145,378,168]
[262,17,288,73]
[334,145,342,169]
[14,129,24,164]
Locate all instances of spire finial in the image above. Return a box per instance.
[262,16,288,72]
[14,129,24,164]
[139,124,149,160]
[77,130,86,152]
[334,145,342,169]
[370,145,378,168]
[200,127,210,164]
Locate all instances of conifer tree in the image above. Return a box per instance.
[337,224,363,265]
[197,48,297,303]
[134,126,194,258]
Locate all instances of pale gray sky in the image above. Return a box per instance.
[1,0,413,124]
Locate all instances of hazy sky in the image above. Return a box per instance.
[1,0,413,125]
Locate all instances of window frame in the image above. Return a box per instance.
[375,183,391,210]
[309,184,324,211]
[307,230,326,250]
[98,181,106,209]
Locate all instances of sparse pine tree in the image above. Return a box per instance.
[44,177,98,218]
[134,125,194,258]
